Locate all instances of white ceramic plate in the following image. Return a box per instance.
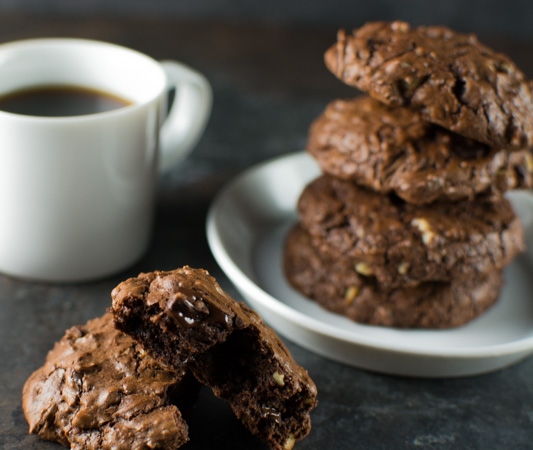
[206,151,533,377]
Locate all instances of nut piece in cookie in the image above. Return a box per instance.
[22,313,195,449]
[110,266,318,450]
[324,21,533,149]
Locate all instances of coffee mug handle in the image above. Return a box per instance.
[158,61,212,172]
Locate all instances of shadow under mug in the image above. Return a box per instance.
[0,38,212,282]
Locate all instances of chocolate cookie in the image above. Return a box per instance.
[111,267,317,450]
[298,175,524,287]
[22,313,195,449]
[307,96,533,204]
[284,225,503,328]
[324,21,533,149]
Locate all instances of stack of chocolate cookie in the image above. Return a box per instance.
[284,21,533,328]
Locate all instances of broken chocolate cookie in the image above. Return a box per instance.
[110,267,318,450]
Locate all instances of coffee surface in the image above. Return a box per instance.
[0,85,132,117]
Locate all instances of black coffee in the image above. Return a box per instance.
[0,85,132,117]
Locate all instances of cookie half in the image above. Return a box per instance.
[298,175,524,287]
[110,266,318,450]
[307,96,533,204]
[324,21,533,149]
[22,313,194,449]
[284,225,503,328]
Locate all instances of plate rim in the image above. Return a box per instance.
[206,151,533,360]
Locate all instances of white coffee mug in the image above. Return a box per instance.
[0,38,212,282]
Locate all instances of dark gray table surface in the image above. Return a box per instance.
[1,15,533,450]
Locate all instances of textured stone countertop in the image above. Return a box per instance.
[0,15,532,449]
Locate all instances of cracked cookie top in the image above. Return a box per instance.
[324,21,533,149]
[307,96,533,204]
